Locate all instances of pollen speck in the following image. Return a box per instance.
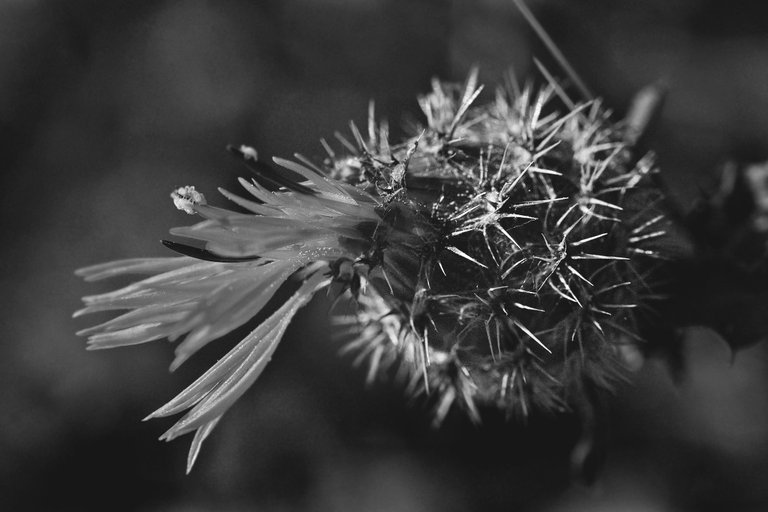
[171,186,206,214]
[239,145,258,161]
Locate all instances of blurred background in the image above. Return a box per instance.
[2,0,768,510]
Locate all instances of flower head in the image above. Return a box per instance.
[76,70,670,471]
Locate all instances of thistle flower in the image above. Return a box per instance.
[76,69,672,472]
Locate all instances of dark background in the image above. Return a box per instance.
[2,0,768,510]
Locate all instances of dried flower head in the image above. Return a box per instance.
[75,69,671,472]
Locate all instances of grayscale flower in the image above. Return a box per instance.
[76,69,672,472]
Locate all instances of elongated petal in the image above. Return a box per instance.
[146,273,327,421]
[75,257,196,282]
[186,418,220,474]
[86,323,171,350]
[143,272,329,469]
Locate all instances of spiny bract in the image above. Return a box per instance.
[75,69,669,472]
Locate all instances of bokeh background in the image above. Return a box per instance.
[2,0,768,510]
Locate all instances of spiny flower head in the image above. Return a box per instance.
[328,70,667,422]
[75,69,670,472]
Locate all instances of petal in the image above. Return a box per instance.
[75,257,196,282]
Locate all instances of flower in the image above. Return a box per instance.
[76,69,670,472]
